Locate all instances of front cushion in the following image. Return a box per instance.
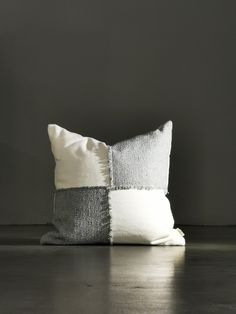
[41,121,185,245]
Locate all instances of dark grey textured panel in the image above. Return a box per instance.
[110,121,172,192]
[41,187,110,244]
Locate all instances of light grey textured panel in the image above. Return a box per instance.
[110,121,172,192]
[41,187,110,244]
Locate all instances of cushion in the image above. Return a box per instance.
[41,121,185,245]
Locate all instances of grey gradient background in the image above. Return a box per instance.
[0,0,235,225]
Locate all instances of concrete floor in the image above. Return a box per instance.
[0,226,236,314]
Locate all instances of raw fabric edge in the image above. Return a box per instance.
[108,146,114,187]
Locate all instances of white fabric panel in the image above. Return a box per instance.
[110,189,185,245]
[48,124,110,189]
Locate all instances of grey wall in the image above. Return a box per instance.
[0,0,235,225]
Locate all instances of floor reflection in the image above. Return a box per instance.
[39,246,185,314]
[1,226,236,314]
[109,246,185,313]
[50,246,112,314]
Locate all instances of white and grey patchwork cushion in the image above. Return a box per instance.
[41,121,185,245]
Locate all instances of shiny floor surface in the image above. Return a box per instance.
[0,226,236,314]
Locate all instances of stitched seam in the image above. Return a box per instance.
[108,146,114,187]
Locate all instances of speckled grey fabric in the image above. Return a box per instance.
[110,121,172,193]
[41,187,110,244]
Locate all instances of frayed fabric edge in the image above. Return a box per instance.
[108,146,114,187]
[107,191,113,245]
[55,186,165,192]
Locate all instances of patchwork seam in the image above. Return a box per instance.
[100,188,111,244]
[107,190,113,244]
[55,186,108,192]
[108,146,114,187]
[56,186,159,192]
[110,185,156,191]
